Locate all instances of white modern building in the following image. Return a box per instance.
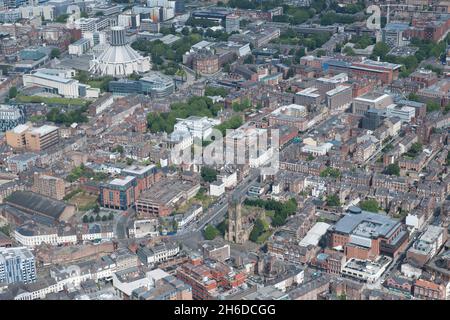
[217,170,237,188]
[19,5,55,21]
[386,104,416,123]
[83,31,107,47]
[68,38,91,56]
[90,26,151,77]
[174,116,221,140]
[23,68,99,98]
[210,180,225,197]
[341,256,392,284]
[0,247,36,285]
[301,142,333,156]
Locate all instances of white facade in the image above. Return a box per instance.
[272,269,304,293]
[406,212,426,230]
[341,257,391,284]
[90,47,151,77]
[174,116,221,140]
[68,38,91,56]
[23,70,99,98]
[301,142,333,156]
[74,18,97,33]
[83,31,107,47]
[210,181,225,196]
[175,205,202,230]
[147,246,179,264]
[118,13,140,28]
[386,104,415,123]
[217,171,237,188]
[249,147,274,168]
[81,231,114,241]
[14,229,77,247]
[19,5,55,21]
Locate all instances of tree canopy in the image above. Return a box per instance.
[203,224,220,240]
[201,167,217,183]
[359,199,379,213]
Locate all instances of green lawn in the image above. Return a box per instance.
[16,95,89,107]
[256,230,273,244]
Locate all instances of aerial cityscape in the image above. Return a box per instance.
[0,0,449,303]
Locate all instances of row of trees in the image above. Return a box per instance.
[82,212,114,224]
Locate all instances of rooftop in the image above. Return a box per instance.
[28,125,59,136]
[331,208,401,240]
[6,191,70,220]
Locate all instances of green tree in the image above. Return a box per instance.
[426,102,440,113]
[326,194,340,207]
[95,214,101,222]
[205,86,228,98]
[89,216,95,223]
[101,215,108,222]
[249,218,268,242]
[371,42,390,60]
[343,46,356,56]
[217,219,228,236]
[50,48,61,59]
[385,163,400,176]
[316,49,326,57]
[108,212,114,220]
[112,145,124,154]
[203,224,219,240]
[8,86,17,99]
[320,167,341,178]
[360,199,379,213]
[201,166,217,183]
[82,215,89,223]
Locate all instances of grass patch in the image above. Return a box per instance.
[68,192,98,212]
[256,230,273,244]
[16,95,89,107]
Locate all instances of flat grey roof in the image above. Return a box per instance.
[332,209,400,239]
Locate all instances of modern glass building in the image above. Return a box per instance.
[0,247,36,285]
[0,104,25,132]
